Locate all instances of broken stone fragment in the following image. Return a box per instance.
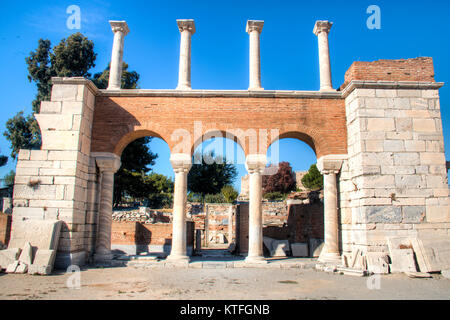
[15,262,28,274]
[18,242,34,265]
[6,260,19,273]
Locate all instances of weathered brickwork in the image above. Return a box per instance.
[340,57,435,90]
[91,95,347,158]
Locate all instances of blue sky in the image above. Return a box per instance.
[0,0,449,192]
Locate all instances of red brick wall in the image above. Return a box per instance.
[238,202,323,254]
[341,57,435,89]
[0,212,12,247]
[111,221,194,247]
[91,96,347,159]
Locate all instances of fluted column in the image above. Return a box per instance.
[108,21,129,90]
[167,153,192,261]
[245,154,267,263]
[246,20,264,90]
[93,153,121,262]
[176,19,195,90]
[313,20,334,91]
[317,155,343,264]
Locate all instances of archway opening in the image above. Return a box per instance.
[260,137,324,260]
[111,134,176,258]
[188,135,246,256]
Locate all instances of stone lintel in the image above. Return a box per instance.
[317,154,346,174]
[92,152,121,173]
[245,154,267,174]
[341,80,444,98]
[246,20,264,34]
[170,153,192,172]
[177,19,196,34]
[313,20,333,36]
[109,20,130,36]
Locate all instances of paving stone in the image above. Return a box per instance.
[8,220,63,251]
[366,252,389,274]
[30,249,56,275]
[410,237,450,272]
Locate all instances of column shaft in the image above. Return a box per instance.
[177,30,192,89]
[322,172,339,257]
[317,31,332,90]
[169,170,189,259]
[247,170,263,260]
[95,170,115,258]
[249,30,261,89]
[107,21,129,90]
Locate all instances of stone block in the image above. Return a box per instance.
[15,262,28,274]
[8,220,63,251]
[364,206,402,223]
[390,248,417,273]
[367,118,395,132]
[18,242,33,265]
[413,119,436,132]
[40,101,62,114]
[29,249,56,275]
[0,248,21,269]
[366,252,389,274]
[309,239,324,257]
[410,236,450,272]
[291,243,308,257]
[402,206,425,223]
[6,260,19,273]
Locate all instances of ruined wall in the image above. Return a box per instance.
[340,58,449,255]
[111,221,194,255]
[238,201,324,254]
[11,78,98,268]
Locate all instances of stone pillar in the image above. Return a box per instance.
[93,153,121,262]
[246,20,264,91]
[245,154,267,263]
[107,21,130,90]
[317,155,343,264]
[313,21,334,91]
[176,19,195,90]
[167,153,192,261]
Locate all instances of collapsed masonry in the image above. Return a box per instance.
[0,18,448,275]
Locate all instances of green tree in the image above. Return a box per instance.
[4,33,96,158]
[221,185,239,203]
[0,155,7,167]
[3,171,15,187]
[301,164,323,190]
[91,62,139,90]
[113,137,158,207]
[188,151,238,200]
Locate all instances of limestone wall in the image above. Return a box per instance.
[11,78,99,268]
[341,82,449,254]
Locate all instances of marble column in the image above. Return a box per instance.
[317,156,343,264]
[313,21,334,92]
[93,153,121,262]
[167,153,192,261]
[176,19,195,90]
[246,20,264,90]
[245,154,267,263]
[107,21,130,90]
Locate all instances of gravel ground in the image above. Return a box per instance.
[1,266,450,300]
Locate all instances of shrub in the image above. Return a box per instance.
[221,185,239,203]
[301,164,323,190]
[204,193,226,203]
[263,192,285,201]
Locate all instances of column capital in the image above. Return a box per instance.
[317,154,346,174]
[177,19,196,35]
[92,152,121,173]
[170,153,192,173]
[109,21,130,36]
[245,154,267,174]
[246,20,264,34]
[313,20,333,36]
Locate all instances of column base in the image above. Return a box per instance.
[94,252,114,263]
[175,85,192,91]
[318,251,341,264]
[319,87,336,92]
[244,255,267,264]
[248,87,264,91]
[166,253,190,262]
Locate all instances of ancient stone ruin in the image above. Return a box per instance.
[0,18,449,276]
